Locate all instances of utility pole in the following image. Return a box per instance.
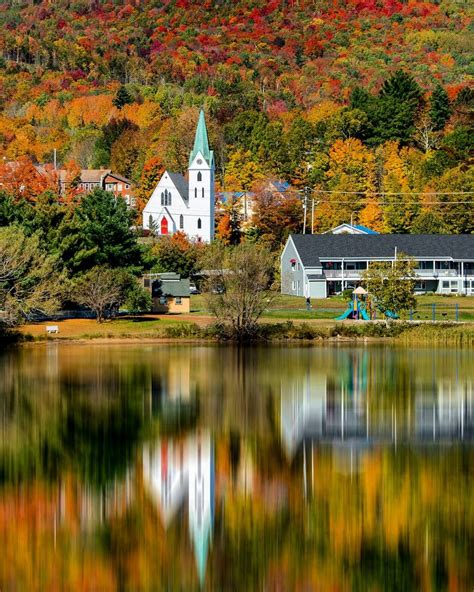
[311,198,315,234]
[303,187,309,234]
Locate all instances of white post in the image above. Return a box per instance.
[303,190,307,234]
[311,199,315,234]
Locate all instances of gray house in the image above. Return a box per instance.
[281,234,474,298]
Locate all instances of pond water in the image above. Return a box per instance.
[0,344,472,591]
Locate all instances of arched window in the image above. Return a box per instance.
[197,171,202,182]
[194,187,197,198]
[179,214,184,229]
[160,192,164,206]
[202,187,204,198]
[197,218,202,230]
[148,215,153,228]
[163,189,171,206]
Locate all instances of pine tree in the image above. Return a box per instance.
[379,70,422,104]
[113,85,133,109]
[429,85,451,131]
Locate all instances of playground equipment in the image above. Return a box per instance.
[335,287,399,321]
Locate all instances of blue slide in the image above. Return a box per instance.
[360,308,370,320]
[336,306,353,321]
[382,309,399,319]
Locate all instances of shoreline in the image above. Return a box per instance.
[4,319,473,348]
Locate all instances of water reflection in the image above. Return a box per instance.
[0,344,473,590]
[281,349,473,459]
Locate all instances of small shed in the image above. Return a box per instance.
[143,273,190,314]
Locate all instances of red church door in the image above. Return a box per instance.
[160,217,168,235]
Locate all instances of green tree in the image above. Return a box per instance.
[73,266,124,322]
[433,166,474,234]
[94,118,139,167]
[429,84,451,131]
[351,71,423,145]
[411,211,447,234]
[58,189,142,275]
[362,256,417,318]
[0,192,25,226]
[0,226,62,327]
[200,242,275,340]
[150,231,202,278]
[113,85,133,109]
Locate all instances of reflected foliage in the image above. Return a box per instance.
[0,344,472,590]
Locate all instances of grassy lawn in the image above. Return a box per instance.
[20,315,204,340]
[191,293,474,322]
[18,293,474,341]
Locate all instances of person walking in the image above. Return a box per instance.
[306,296,311,311]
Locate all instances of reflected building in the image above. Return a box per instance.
[280,351,370,458]
[281,350,473,460]
[143,431,214,586]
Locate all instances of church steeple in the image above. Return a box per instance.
[189,109,214,168]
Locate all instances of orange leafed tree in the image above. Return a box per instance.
[0,157,59,202]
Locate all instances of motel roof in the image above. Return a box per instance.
[289,234,474,267]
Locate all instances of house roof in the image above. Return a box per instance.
[56,169,110,183]
[270,180,291,193]
[153,277,190,298]
[290,234,474,267]
[354,224,378,235]
[324,223,379,235]
[104,171,133,185]
[167,172,188,199]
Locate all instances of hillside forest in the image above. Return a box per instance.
[0,0,473,237]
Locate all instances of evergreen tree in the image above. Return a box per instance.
[352,71,423,145]
[58,189,142,275]
[379,70,422,104]
[429,85,451,131]
[112,85,133,109]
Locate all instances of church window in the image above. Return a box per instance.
[202,187,204,198]
[194,187,197,198]
[197,218,202,230]
[163,189,171,206]
[179,214,184,229]
[161,192,164,206]
[197,171,202,182]
[148,215,153,228]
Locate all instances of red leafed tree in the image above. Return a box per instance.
[0,157,58,202]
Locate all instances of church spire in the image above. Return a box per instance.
[189,109,213,168]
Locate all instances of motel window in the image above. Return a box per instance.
[175,297,182,305]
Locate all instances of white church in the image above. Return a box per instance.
[143,110,215,242]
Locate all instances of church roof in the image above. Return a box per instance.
[189,109,214,168]
[167,172,188,199]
